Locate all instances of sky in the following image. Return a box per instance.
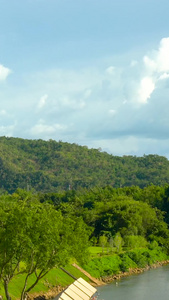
[1,0,169,157]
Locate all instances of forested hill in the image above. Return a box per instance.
[0,136,169,193]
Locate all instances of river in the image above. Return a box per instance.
[97,265,169,300]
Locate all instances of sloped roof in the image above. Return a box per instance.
[58,277,97,300]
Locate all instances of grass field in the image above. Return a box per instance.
[89,246,114,257]
[0,247,110,299]
[0,265,90,299]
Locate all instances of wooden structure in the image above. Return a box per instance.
[58,277,97,300]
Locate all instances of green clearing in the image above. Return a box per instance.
[0,247,111,299]
[89,246,103,255]
[89,246,116,257]
[0,247,168,299]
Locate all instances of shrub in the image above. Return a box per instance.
[83,255,121,278]
[119,253,137,272]
[124,235,147,249]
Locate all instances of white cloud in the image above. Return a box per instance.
[105,66,115,74]
[0,124,15,136]
[0,65,11,81]
[143,56,156,73]
[2,37,169,158]
[135,37,169,104]
[138,77,155,103]
[130,60,138,67]
[30,120,66,136]
[144,37,169,74]
[84,89,92,99]
[158,73,169,80]
[156,37,169,72]
[38,94,48,109]
[109,109,116,115]
[0,110,7,116]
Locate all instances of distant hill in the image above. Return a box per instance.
[0,136,169,193]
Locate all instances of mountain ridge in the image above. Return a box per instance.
[0,136,168,193]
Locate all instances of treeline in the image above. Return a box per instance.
[1,185,169,298]
[0,136,169,193]
[38,185,169,250]
[83,248,169,278]
[0,190,90,300]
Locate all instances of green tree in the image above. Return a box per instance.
[124,235,147,249]
[0,192,90,300]
[99,235,108,252]
[113,232,123,253]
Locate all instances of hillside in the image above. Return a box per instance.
[0,136,169,193]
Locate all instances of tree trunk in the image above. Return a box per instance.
[4,280,11,300]
[20,273,29,300]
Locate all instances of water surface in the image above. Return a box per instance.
[97,265,169,300]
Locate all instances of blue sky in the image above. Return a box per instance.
[1,0,169,157]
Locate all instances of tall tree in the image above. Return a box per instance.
[0,191,89,300]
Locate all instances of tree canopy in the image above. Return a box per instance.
[0,137,169,193]
[0,190,90,300]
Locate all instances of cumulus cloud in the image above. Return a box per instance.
[133,37,169,104]
[144,38,169,74]
[0,64,11,81]
[0,110,7,116]
[130,60,138,67]
[109,109,116,115]
[2,37,169,157]
[156,37,169,72]
[158,73,169,80]
[30,120,66,137]
[105,66,115,74]
[38,94,48,109]
[0,124,15,136]
[143,56,156,73]
[84,89,92,99]
[138,77,155,103]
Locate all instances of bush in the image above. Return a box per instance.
[119,253,137,272]
[83,255,121,278]
[148,240,159,250]
[83,247,169,279]
[126,249,149,268]
[126,248,169,268]
[124,235,147,249]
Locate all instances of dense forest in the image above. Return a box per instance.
[1,185,169,299]
[38,185,169,245]
[0,136,169,193]
[1,136,169,298]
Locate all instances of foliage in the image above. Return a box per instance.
[83,255,122,278]
[99,235,108,250]
[0,137,169,193]
[38,185,169,253]
[83,247,169,278]
[0,191,90,300]
[126,247,168,268]
[113,233,124,253]
[124,235,148,249]
[0,265,90,300]
[119,253,137,272]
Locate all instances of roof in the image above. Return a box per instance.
[58,277,97,300]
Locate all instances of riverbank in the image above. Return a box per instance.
[27,286,65,300]
[101,259,169,283]
[27,259,169,300]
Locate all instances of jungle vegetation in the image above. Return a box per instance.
[0,136,169,193]
[1,137,169,298]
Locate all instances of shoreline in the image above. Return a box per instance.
[101,260,169,284]
[27,260,169,300]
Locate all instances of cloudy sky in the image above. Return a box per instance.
[1,0,169,157]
